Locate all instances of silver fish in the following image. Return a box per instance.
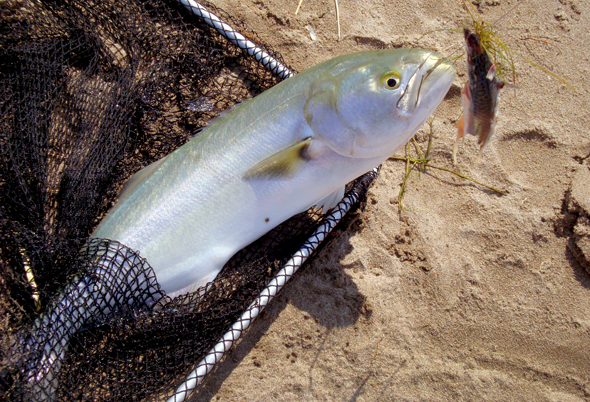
[93,48,456,297]
[25,49,455,397]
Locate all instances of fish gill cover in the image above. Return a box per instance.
[0,0,374,399]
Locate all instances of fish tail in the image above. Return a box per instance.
[475,151,483,165]
[477,130,490,150]
[475,115,495,152]
[19,242,162,400]
[453,113,466,165]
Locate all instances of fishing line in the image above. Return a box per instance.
[490,1,523,28]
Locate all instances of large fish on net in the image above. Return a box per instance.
[24,48,455,399]
[91,48,455,297]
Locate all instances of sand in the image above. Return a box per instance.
[192,0,590,400]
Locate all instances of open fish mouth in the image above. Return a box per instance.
[396,52,456,116]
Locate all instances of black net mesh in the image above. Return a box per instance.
[0,1,375,400]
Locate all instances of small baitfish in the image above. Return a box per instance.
[454,28,505,164]
[24,49,455,398]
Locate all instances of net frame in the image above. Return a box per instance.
[178,0,295,79]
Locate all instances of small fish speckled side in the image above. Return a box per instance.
[454,28,505,164]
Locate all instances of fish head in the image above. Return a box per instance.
[304,49,455,158]
[464,28,484,58]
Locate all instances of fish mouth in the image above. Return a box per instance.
[396,52,456,117]
[464,28,483,57]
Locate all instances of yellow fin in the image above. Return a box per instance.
[244,137,313,179]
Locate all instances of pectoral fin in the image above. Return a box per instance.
[500,81,517,90]
[486,64,497,81]
[453,83,472,165]
[244,137,313,179]
[453,82,477,165]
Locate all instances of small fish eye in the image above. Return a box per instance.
[381,72,401,90]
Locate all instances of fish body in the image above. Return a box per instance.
[454,28,504,164]
[92,48,456,297]
[24,49,455,398]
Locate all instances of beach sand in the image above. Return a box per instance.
[193,0,590,400]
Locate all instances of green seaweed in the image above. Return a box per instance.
[466,0,572,89]
[418,1,572,89]
[391,120,506,212]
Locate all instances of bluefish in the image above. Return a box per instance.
[93,48,456,297]
[25,49,455,398]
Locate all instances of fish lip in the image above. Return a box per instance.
[396,53,456,115]
[425,59,456,95]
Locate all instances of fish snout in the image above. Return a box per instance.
[397,52,455,116]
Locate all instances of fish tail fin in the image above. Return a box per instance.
[453,113,465,165]
[475,151,483,165]
[476,123,490,149]
[20,242,161,400]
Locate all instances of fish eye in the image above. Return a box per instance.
[381,71,401,90]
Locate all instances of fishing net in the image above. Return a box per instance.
[0,0,376,400]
